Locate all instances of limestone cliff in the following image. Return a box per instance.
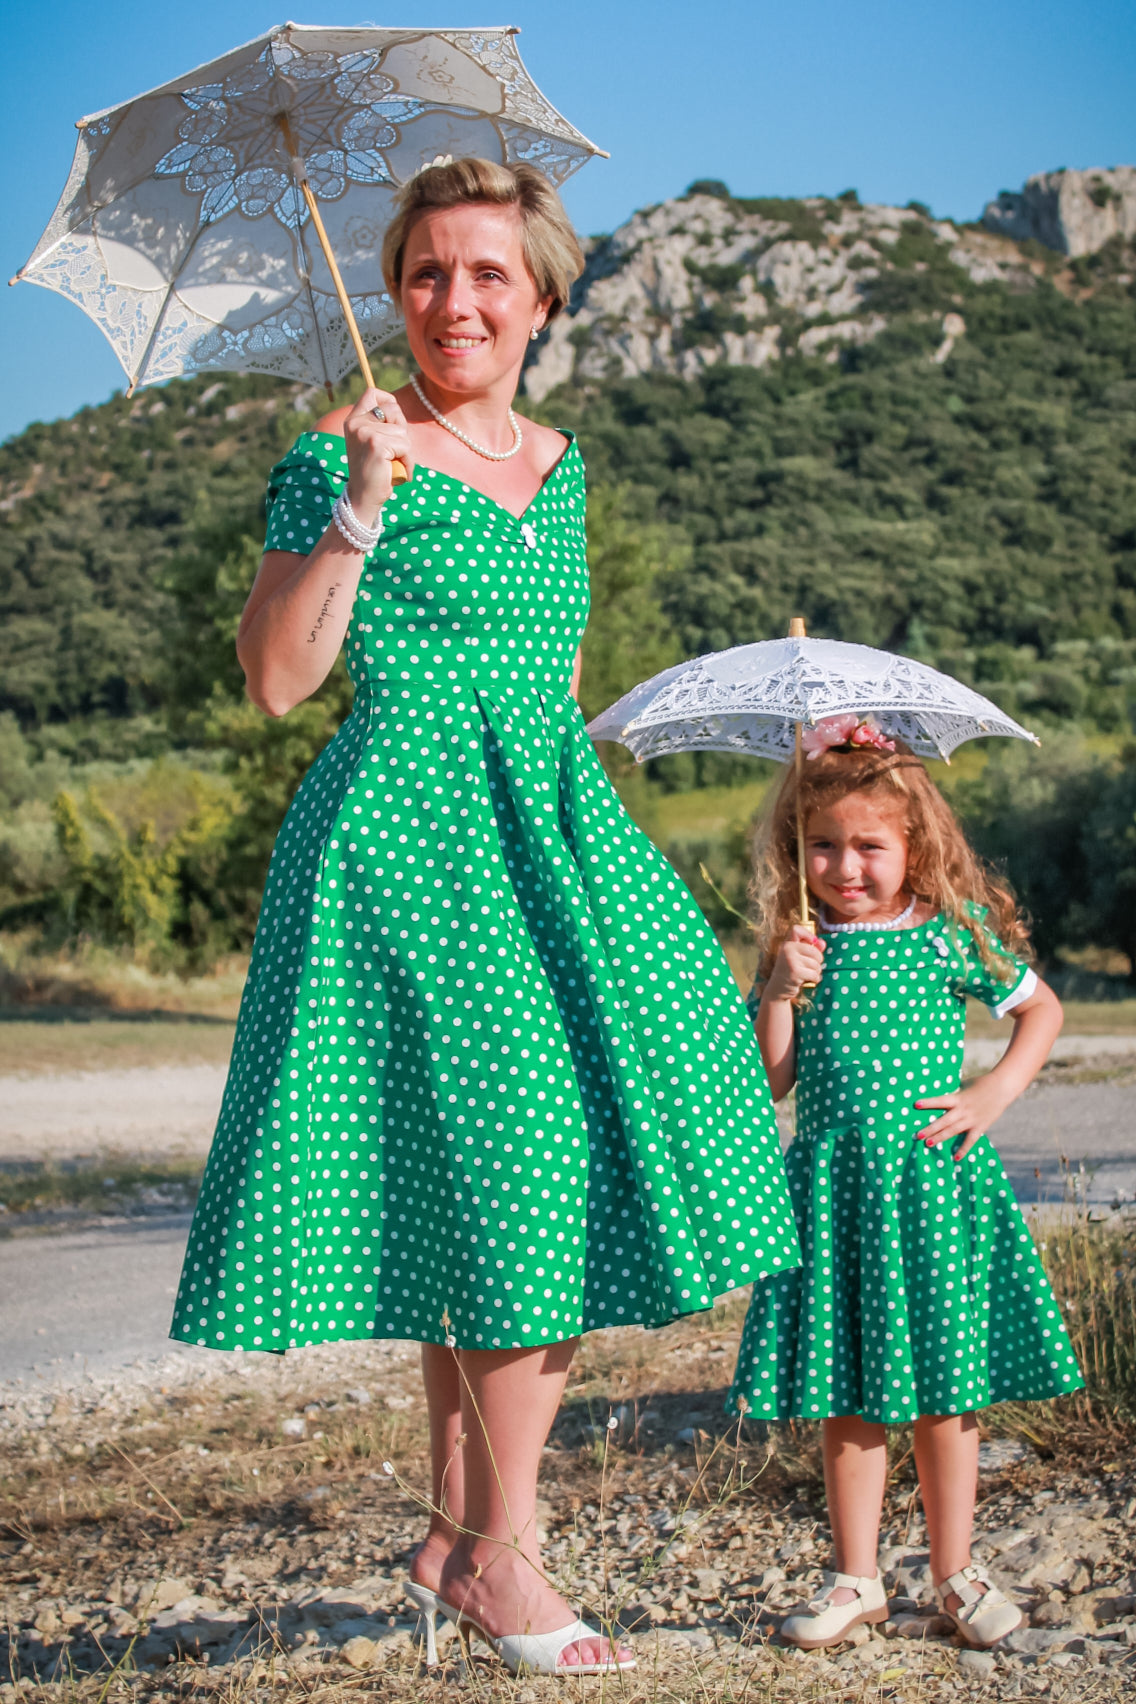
[523,173,1134,402]
[983,167,1136,257]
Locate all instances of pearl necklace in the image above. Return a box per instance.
[819,895,918,934]
[411,374,524,462]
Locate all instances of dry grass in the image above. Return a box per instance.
[0,1156,203,1219]
[965,1000,1136,1040]
[0,1019,236,1078]
[5,1641,1105,1704]
[0,941,245,1023]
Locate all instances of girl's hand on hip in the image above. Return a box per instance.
[765,925,825,1002]
[915,1075,1014,1161]
[344,388,414,523]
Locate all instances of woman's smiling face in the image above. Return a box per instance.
[805,792,910,924]
[399,202,550,395]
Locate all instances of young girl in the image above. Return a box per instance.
[728,720,1083,1651]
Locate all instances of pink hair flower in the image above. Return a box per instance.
[801,714,896,759]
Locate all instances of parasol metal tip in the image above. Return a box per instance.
[788,616,807,638]
[8,273,22,287]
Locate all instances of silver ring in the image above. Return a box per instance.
[371,406,387,422]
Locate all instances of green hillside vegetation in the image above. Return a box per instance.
[2,225,1135,991]
[555,275,1136,737]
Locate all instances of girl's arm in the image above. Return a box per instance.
[570,648,582,701]
[238,389,413,717]
[755,924,825,1101]
[916,977,1064,1160]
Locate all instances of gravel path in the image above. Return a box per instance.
[992,1079,1135,1207]
[1,1064,225,1161]
[0,1215,213,1390]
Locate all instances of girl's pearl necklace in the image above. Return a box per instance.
[819,895,918,934]
[411,374,524,462]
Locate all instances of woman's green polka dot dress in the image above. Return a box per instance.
[728,913,1083,1425]
[170,431,800,1355]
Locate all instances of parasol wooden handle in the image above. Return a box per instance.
[279,115,409,486]
[789,615,815,939]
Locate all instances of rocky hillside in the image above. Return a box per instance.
[2,168,1133,743]
[524,168,1136,401]
[984,166,1136,256]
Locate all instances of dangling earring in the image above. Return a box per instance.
[529,325,541,341]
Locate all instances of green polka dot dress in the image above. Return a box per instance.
[170,431,800,1355]
[728,911,1083,1425]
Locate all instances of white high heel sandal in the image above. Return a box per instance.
[405,1580,460,1668]
[404,1579,635,1675]
[454,1610,635,1676]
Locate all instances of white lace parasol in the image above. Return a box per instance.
[587,635,1038,763]
[13,23,605,394]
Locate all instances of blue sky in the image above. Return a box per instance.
[2,0,1134,443]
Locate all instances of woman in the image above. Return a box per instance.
[171,157,800,1675]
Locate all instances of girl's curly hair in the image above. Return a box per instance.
[751,745,1032,985]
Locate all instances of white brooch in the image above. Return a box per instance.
[520,522,538,550]
[930,935,950,959]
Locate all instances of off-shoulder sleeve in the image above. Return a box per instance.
[947,907,1037,1020]
[263,432,348,554]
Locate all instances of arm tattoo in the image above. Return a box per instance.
[308,582,342,644]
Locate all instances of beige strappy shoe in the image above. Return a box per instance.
[780,1570,889,1649]
[935,1565,1022,1647]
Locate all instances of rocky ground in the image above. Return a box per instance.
[2,1305,1134,1703]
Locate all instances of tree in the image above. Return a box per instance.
[577,483,684,742]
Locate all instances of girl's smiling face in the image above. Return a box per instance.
[805,792,910,924]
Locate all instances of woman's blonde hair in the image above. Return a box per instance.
[381,157,584,320]
[751,746,1032,985]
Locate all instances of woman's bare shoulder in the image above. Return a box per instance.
[515,415,573,468]
[313,405,353,437]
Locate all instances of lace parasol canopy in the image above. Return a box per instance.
[586,636,1038,763]
[13,23,605,393]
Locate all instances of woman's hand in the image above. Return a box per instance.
[344,388,415,523]
[764,925,825,1004]
[915,1076,1015,1162]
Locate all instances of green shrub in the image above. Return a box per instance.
[951,736,1136,973]
[729,197,827,245]
[684,258,749,294]
[679,304,751,347]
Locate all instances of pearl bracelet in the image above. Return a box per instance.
[331,490,383,554]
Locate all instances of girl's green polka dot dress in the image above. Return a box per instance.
[728,913,1083,1425]
[170,432,800,1355]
